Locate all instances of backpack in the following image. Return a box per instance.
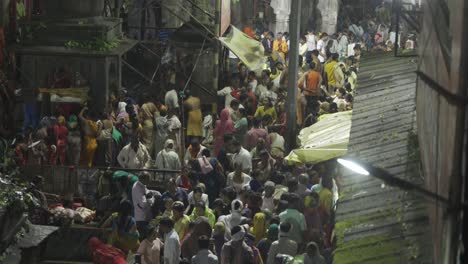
[198,156,214,174]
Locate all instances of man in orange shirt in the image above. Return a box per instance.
[298,62,322,118]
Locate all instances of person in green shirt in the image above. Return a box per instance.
[190,201,216,227]
[234,108,249,145]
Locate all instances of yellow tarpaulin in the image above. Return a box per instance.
[285,111,352,165]
[218,25,267,70]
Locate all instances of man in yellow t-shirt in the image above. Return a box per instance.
[172,201,191,241]
[324,53,339,93]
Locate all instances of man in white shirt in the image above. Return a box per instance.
[306,30,316,63]
[316,33,329,63]
[338,31,349,58]
[160,217,180,264]
[261,181,275,211]
[255,76,269,98]
[117,136,151,169]
[217,76,240,108]
[299,37,308,58]
[229,138,252,173]
[165,85,179,111]
[184,139,207,165]
[328,34,339,54]
[132,172,160,239]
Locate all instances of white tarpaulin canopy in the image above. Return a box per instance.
[218,25,267,70]
[285,111,352,164]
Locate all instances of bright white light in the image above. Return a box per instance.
[337,158,370,176]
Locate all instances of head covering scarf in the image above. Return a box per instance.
[117,102,129,121]
[214,222,226,235]
[164,139,175,151]
[267,223,279,241]
[212,221,227,260]
[99,119,114,139]
[141,102,157,120]
[231,226,246,242]
[67,115,79,130]
[203,114,213,128]
[118,102,127,114]
[216,108,235,134]
[250,212,267,244]
[57,116,66,126]
[229,199,243,228]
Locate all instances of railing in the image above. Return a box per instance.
[393,0,422,57]
[21,165,181,207]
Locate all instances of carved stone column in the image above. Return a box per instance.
[270,0,291,34]
[317,0,339,34]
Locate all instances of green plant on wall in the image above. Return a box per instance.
[65,38,121,52]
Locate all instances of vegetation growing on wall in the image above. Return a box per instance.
[65,38,121,52]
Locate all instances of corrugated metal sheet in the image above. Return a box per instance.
[334,53,433,264]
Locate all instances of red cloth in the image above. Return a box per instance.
[213,108,235,155]
[15,146,27,166]
[179,174,192,190]
[89,237,127,264]
[245,128,269,150]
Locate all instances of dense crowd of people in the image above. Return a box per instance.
[9,4,418,263]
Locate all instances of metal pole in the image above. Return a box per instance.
[394,0,401,57]
[214,0,221,94]
[285,0,301,153]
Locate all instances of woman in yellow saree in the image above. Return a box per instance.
[79,107,100,167]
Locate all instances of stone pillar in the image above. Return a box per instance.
[317,0,339,34]
[270,0,291,34]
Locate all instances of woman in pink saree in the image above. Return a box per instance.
[213,108,235,156]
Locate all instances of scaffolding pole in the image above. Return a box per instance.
[285,0,302,153]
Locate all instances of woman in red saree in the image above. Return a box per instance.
[213,108,235,156]
[53,115,68,165]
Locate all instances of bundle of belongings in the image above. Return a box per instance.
[48,200,96,225]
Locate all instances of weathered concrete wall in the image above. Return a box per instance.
[416,0,468,262]
[0,0,10,26]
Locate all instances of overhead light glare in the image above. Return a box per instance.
[337,158,370,176]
